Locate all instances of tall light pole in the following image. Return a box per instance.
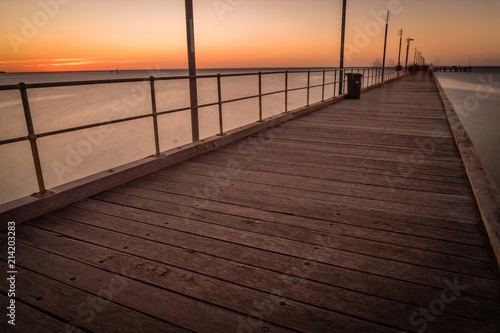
[405,37,414,74]
[185,0,199,141]
[338,0,347,95]
[397,29,403,72]
[381,10,390,81]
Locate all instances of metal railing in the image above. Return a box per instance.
[0,66,398,200]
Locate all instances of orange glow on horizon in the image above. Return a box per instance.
[0,0,499,73]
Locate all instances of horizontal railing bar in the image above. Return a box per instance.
[36,114,153,138]
[0,136,29,145]
[24,77,151,89]
[0,85,19,91]
[156,106,192,116]
[221,94,261,105]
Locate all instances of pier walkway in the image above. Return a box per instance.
[1,74,499,332]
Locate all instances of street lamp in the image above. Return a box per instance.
[397,29,403,72]
[405,37,414,74]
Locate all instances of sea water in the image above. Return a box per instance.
[434,68,500,189]
[0,69,339,204]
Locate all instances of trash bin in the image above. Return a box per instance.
[345,73,363,99]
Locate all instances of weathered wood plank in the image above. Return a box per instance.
[21,214,500,328]
[176,153,474,205]
[73,195,497,276]
[64,194,500,296]
[71,196,485,264]
[0,261,191,333]
[112,181,488,243]
[161,160,476,212]
[0,294,76,333]
[17,223,402,333]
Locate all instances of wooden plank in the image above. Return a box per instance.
[94,183,489,254]
[217,144,470,181]
[21,215,500,330]
[164,159,475,211]
[0,260,191,333]
[73,195,497,274]
[0,294,78,333]
[17,222,401,333]
[142,170,479,227]
[178,152,473,205]
[114,179,487,243]
[138,171,481,230]
[69,194,500,296]
[7,239,292,333]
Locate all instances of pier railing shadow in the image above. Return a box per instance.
[0,67,398,206]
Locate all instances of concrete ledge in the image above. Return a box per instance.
[0,94,346,229]
[434,75,500,271]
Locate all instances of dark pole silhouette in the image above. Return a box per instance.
[381,10,390,81]
[397,29,402,71]
[405,37,414,74]
[338,0,347,95]
[185,0,199,141]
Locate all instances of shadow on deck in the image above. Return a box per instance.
[1,74,499,333]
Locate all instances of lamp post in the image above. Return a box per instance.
[381,10,390,81]
[338,0,347,95]
[397,29,403,72]
[185,0,199,141]
[405,37,414,74]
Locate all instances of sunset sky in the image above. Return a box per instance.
[1,0,499,72]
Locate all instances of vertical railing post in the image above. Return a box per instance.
[321,69,326,102]
[19,83,52,197]
[333,69,337,97]
[258,72,263,122]
[217,73,224,135]
[362,68,366,88]
[306,70,311,106]
[149,77,161,156]
[285,70,289,113]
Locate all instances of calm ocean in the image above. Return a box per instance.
[434,67,500,189]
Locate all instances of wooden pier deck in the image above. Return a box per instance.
[2,73,500,333]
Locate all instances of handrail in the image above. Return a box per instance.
[0,67,398,202]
